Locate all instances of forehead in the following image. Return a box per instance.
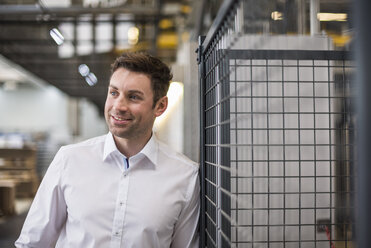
[109,68,152,92]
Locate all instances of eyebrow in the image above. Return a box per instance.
[108,85,144,95]
[127,90,144,96]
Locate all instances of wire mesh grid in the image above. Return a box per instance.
[198,1,355,248]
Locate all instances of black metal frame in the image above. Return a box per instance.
[355,0,371,247]
[196,0,359,246]
[197,35,207,248]
[198,45,354,247]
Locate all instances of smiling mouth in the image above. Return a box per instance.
[111,115,132,122]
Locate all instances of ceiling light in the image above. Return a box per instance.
[317,13,347,22]
[78,64,90,77]
[85,72,98,86]
[50,28,65,45]
[128,27,139,45]
[159,19,173,29]
[271,11,283,21]
[78,64,97,86]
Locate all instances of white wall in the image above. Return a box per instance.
[176,41,200,162]
[232,35,333,50]
[0,83,107,176]
[155,41,200,161]
[0,84,107,144]
[153,82,184,154]
[0,86,70,141]
[77,98,108,142]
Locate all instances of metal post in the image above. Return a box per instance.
[112,14,117,50]
[73,17,77,57]
[297,0,306,35]
[310,0,320,35]
[197,35,206,248]
[92,14,96,54]
[355,0,371,247]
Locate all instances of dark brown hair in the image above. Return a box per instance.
[111,52,173,107]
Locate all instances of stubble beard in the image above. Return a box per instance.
[106,114,153,141]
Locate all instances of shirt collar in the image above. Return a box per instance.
[103,132,158,166]
[139,133,158,166]
[103,132,118,161]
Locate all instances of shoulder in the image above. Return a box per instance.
[46,135,107,178]
[157,140,199,173]
[58,134,106,155]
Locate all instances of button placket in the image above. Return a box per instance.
[110,171,130,248]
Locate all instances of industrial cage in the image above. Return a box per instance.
[197,1,355,247]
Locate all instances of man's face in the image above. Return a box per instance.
[104,68,166,141]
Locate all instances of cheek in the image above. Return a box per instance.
[104,102,113,120]
[104,98,113,110]
[104,105,110,120]
[132,106,154,120]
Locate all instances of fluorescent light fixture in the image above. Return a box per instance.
[271,11,283,21]
[78,64,90,77]
[85,72,98,86]
[78,64,97,86]
[317,13,347,22]
[49,28,65,45]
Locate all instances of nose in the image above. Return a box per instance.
[112,96,129,112]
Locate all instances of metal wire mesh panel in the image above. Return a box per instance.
[198,1,354,248]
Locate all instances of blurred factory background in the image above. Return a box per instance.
[0,0,356,247]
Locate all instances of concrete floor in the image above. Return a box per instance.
[0,199,32,248]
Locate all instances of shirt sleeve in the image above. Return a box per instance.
[15,148,67,248]
[171,169,200,248]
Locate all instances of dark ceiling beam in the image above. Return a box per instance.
[0,4,160,17]
[0,17,161,23]
[0,59,115,65]
[4,58,115,64]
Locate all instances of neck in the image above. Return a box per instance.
[113,132,152,158]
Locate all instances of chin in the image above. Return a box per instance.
[110,128,126,138]
[111,126,138,139]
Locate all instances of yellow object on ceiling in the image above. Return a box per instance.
[157,32,178,49]
[329,34,352,47]
[159,19,174,30]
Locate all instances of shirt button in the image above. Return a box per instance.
[115,231,119,235]
[120,202,123,206]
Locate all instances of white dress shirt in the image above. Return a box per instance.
[15,133,200,248]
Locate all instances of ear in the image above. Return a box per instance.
[154,96,168,117]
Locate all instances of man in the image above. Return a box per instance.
[15,52,200,248]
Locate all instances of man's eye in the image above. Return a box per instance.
[110,91,117,96]
[129,95,139,100]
